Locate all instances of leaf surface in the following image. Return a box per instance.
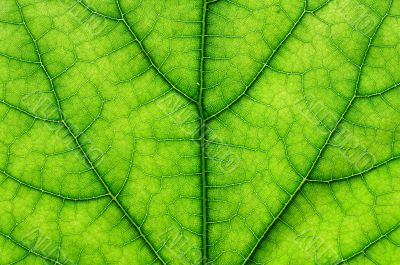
[0,0,400,264]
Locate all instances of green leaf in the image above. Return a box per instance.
[0,0,400,264]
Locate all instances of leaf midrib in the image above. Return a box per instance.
[198,0,209,264]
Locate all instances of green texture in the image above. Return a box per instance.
[0,0,400,264]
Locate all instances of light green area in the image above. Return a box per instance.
[0,0,399,264]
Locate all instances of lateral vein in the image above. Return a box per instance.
[241,1,393,263]
[15,1,167,264]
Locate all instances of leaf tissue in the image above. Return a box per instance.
[0,0,400,264]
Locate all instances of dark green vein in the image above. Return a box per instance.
[76,0,122,21]
[307,155,400,183]
[205,1,332,122]
[199,0,209,264]
[0,169,109,201]
[78,0,197,104]
[335,222,400,264]
[61,119,166,264]
[0,99,62,123]
[15,1,167,264]
[356,82,400,98]
[115,0,198,105]
[0,231,63,265]
[242,1,393,263]
[0,51,40,64]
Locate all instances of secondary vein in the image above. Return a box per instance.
[241,1,393,263]
[205,0,333,122]
[15,1,166,264]
[115,0,198,105]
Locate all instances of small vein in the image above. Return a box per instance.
[15,2,167,264]
[356,82,400,98]
[0,51,40,64]
[76,0,122,21]
[0,231,63,265]
[0,169,109,202]
[115,0,198,105]
[335,222,400,264]
[0,99,62,124]
[61,119,166,264]
[205,3,332,121]
[307,155,400,183]
[242,2,393,263]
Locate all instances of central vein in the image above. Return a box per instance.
[199,0,209,264]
